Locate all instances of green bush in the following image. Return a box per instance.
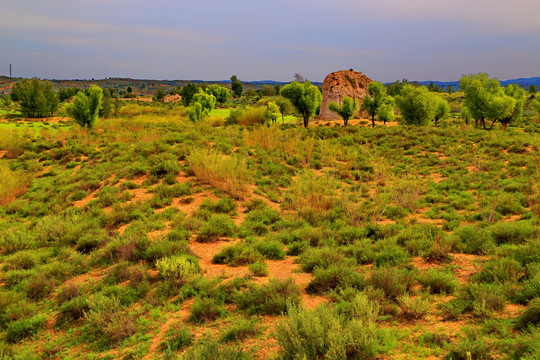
[299,247,345,272]
[236,279,300,315]
[374,240,411,267]
[248,261,268,277]
[220,317,261,343]
[490,221,538,245]
[515,298,540,330]
[212,243,263,266]
[197,215,236,242]
[367,267,416,299]
[160,325,193,351]
[444,332,493,360]
[156,255,200,286]
[84,295,137,344]
[397,293,430,320]
[473,258,522,284]
[455,225,494,255]
[181,341,252,360]
[190,297,225,324]
[6,314,47,343]
[274,302,388,360]
[252,240,285,260]
[419,269,458,294]
[306,264,364,295]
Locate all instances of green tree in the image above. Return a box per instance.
[65,85,103,128]
[263,102,281,124]
[459,73,500,129]
[152,89,166,102]
[186,102,205,122]
[529,84,537,95]
[100,88,112,118]
[328,96,358,126]
[433,96,450,126]
[206,84,230,104]
[57,87,82,102]
[274,97,294,123]
[485,95,517,131]
[11,78,59,117]
[448,84,453,94]
[186,91,216,122]
[280,81,322,128]
[533,98,540,117]
[181,83,198,106]
[361,81,388,127]
[396,85,437,126]
[230,75,243,98]
[377,103,395,125]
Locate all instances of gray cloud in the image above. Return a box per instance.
[1,0,538,82]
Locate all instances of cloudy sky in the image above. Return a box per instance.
[1,0,539,82]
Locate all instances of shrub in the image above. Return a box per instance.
[374,240,411,267]
[0,163,29,206]
[236,279,300,315]
[56,296,90,326]
[238,106,266,126]
[274,303,387,360]
[5,314,47,343]
[473,258,522,284]
[367,267,416,299]
[455,225,494,255]
[489,221,538,245]
[220,317,261,343]
[180,341,252,360]
[306,264,364,295]
[197,215,236,242]
[299,247,345,273]
[156,255,201,286]
[84,295,137,344]
[190,297,225,324]
[397,293,431,320]
[248,261,268,277]
[212,243,263,266]
[515,298,540,330]
[160,325,193,352]
[283,170,337,215]
[419,269,458,294]
[443,283,506,319]
[187,149,252,200]
[149,153,180,178]
[444,332,493,360]
[252,240,285,260]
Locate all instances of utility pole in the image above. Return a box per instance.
[9,64,12,79]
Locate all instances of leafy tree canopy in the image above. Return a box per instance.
[280,81,322,128]
[65,85,103,128]
[328,96,358,126]
[11,78,59,118]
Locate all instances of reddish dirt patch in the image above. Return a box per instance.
[450,253,489,284]
[145,299,194,359]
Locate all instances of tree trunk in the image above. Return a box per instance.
[344,118,348,126]
[371,114,375,127]
[303,115,309,128]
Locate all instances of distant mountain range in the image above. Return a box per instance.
[411,77,540,90]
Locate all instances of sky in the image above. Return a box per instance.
[1,0,539,83]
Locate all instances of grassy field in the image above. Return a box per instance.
[0,99,539,360]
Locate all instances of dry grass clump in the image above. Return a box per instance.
[283,169,338,213]
[0,163,29,206]
[0,129,27,159]
[187,148,252,200]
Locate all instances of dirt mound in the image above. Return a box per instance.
[317,70,372,121]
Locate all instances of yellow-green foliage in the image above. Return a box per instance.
[187,148,252,199]
[0,162,29,206]
[238,107,266,126]
[284,169,338,213]
[156,255,201,283]
[0,129,28,159]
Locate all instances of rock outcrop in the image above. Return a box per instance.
[317,70,372,121]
